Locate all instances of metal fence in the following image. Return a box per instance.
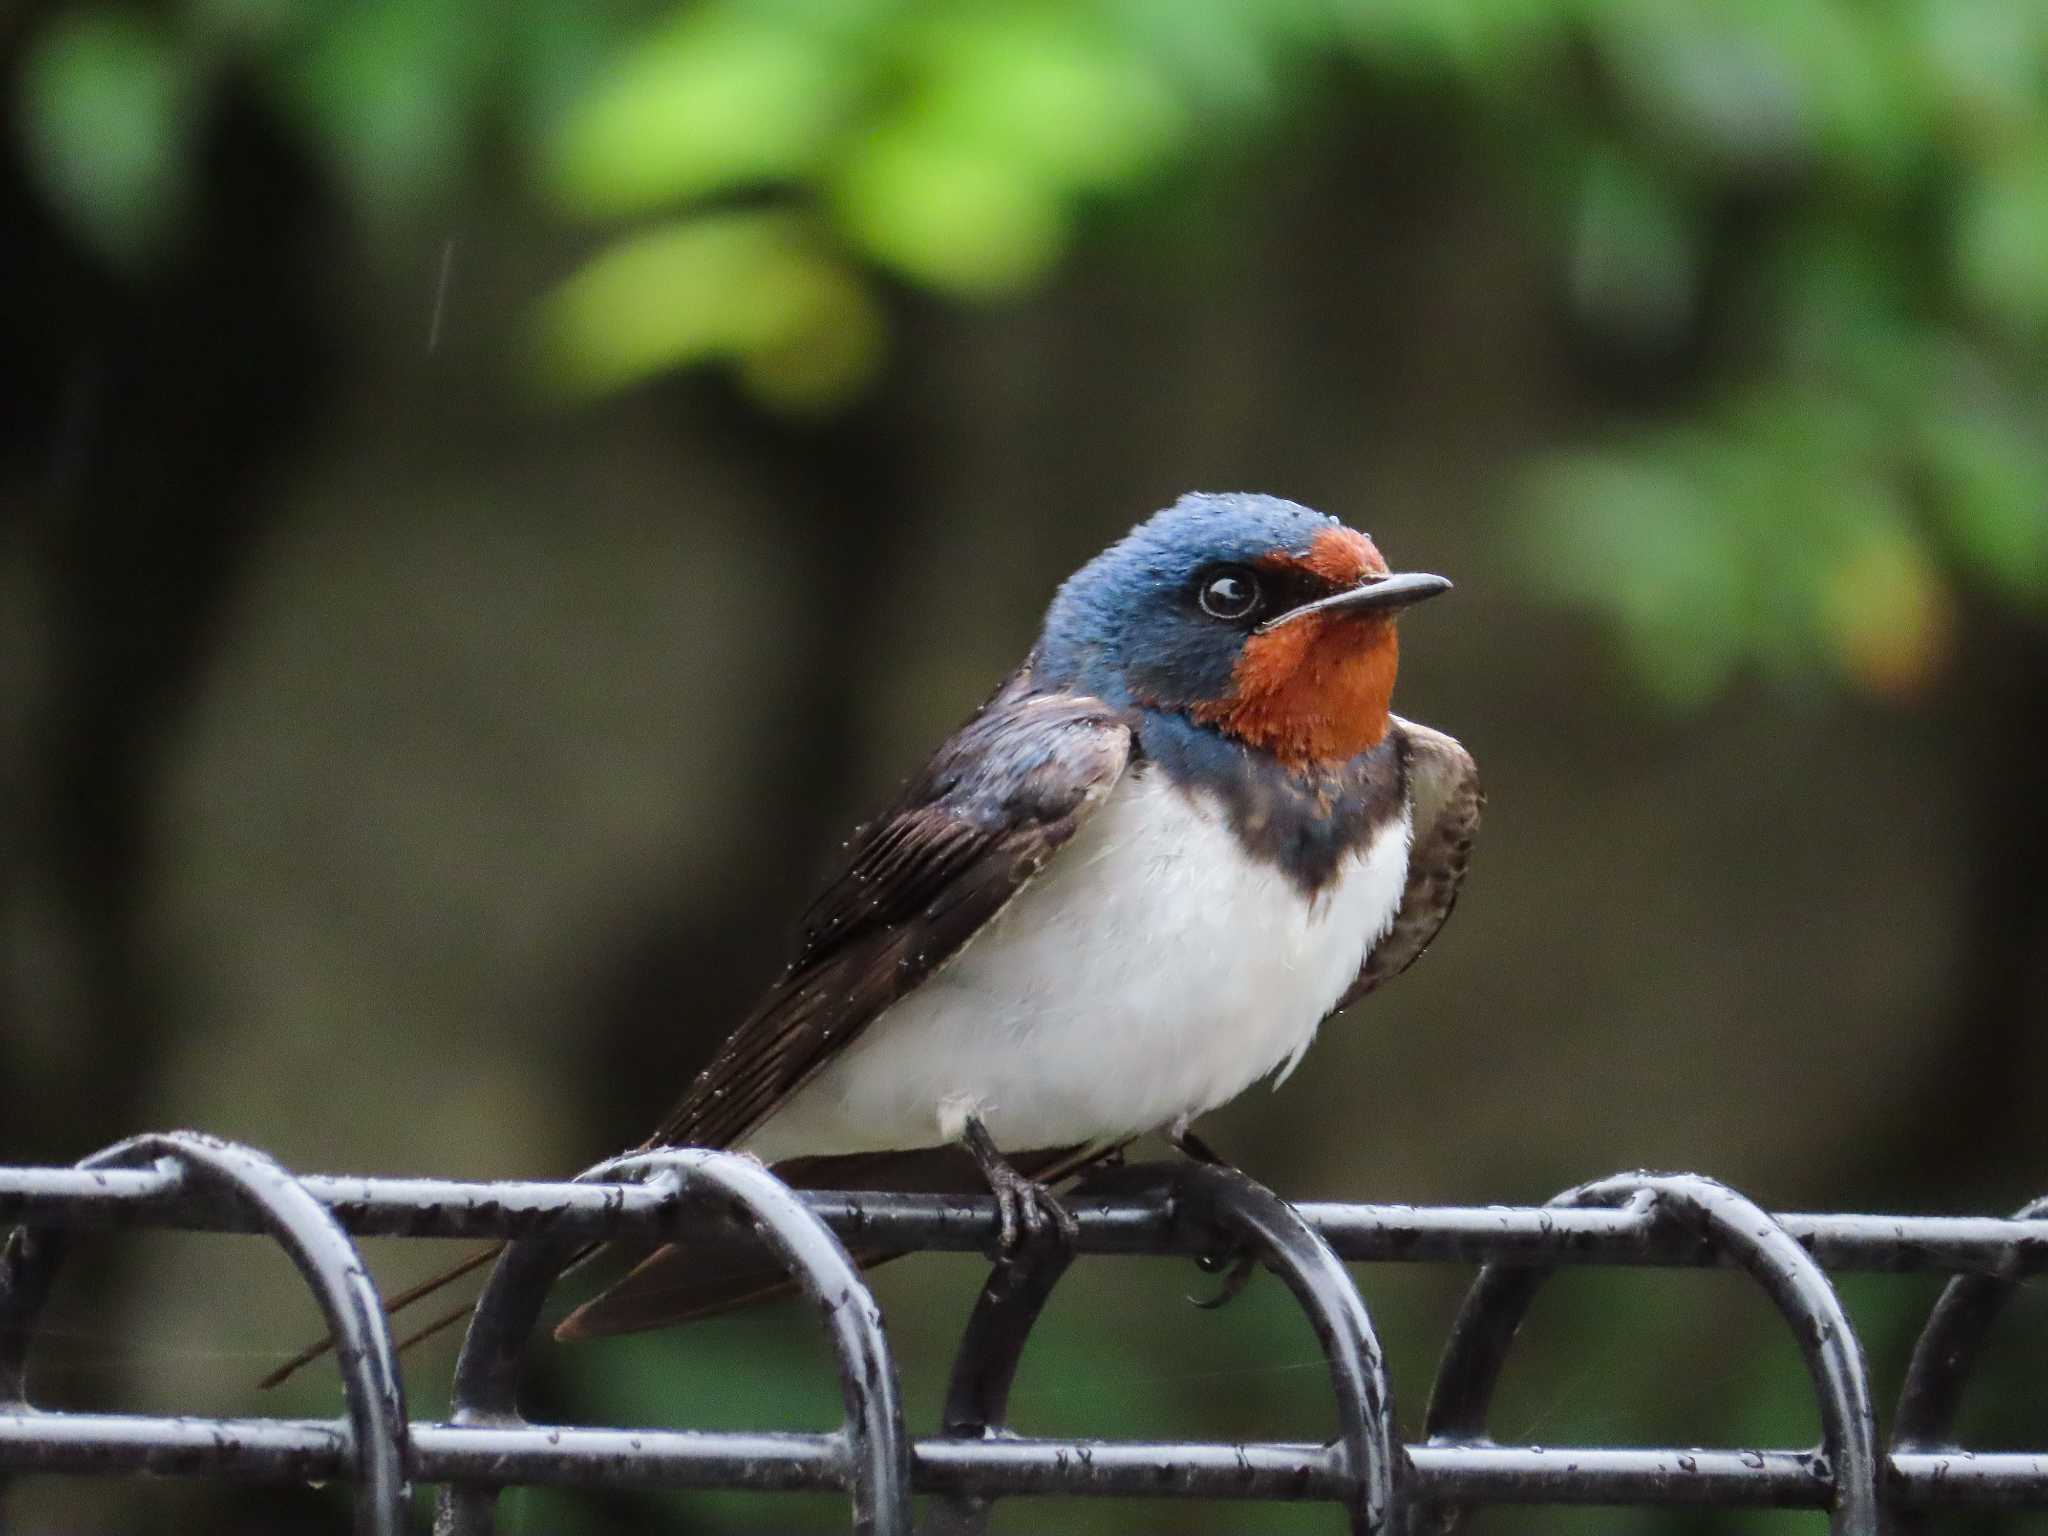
[2,1131,2045,1534]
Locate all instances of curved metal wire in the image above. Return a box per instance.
[0,1227,59,1408]
[1889,1191,2048,1532]
[1176,1163,1400,1534]
[922,1159,1400,1535]
[5,1144,2048,1528]
[435,1146,909,1536]
[921,1211,1075,1536]
[0,1133,409,1536]
[1421,1172,1880,1536]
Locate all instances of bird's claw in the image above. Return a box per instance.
[989,1162,1077,1261]
[1188,1247,1259,1310]
[961,1112,1077,1264]
[1169,1124,1259,1306]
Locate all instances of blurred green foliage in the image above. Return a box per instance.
[17,0,2048,705]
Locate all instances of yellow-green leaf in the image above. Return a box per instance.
[531,212,884,407]
[548,9,860,217]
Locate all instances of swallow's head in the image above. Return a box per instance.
[1038,492,1450,769]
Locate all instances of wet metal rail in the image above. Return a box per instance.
[1,1133,2045,1533]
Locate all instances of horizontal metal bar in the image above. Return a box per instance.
[3,1163,2045,1275]
[1413,1448,2046,1509]
[1409,1446,1830,1507]
[3,1414,2043,1509]
[912,1439,1346,1500]
[0,1414,847,1491]
[421,1424,846,1493]
[1887,1451,2048,1508]
[1296,1203,2048,1276]
[0,1412,349,1481]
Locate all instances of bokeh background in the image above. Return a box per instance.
[4,1,2046,1532]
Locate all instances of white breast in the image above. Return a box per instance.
[742,769,1413,1162]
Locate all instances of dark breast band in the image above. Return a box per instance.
[1135,710,1408,897]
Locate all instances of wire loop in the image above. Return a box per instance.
[1,1132,409,1536]
[1422,1172,1879,1535]
[3,1142,2046,1529]
[1175,1162,1400,1533]
[436,1146,908,1536]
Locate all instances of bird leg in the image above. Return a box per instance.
[961,1114,1078,1259]
[1169,1117,1260,1309]
[1170,1122,1231,1168]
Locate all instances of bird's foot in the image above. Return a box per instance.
[962,1115,1078,1261]
[989,1161,1079,1258]
[1170,1122,1232,1168]
[1171,1120,1259,1308]
[1189,1249,1260,1310]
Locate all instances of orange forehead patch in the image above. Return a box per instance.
[1260,525,1387,588]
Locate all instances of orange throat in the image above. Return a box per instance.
[1194,615,1400,770]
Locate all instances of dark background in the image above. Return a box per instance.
[3,2,2045,1531]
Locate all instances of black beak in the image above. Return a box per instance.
[1256,571,1453,632]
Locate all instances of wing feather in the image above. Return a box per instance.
[646,675,1133,1153]
[1333,716,1481,1014]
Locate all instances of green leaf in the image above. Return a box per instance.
[1587,0,1815,176]
[1952,134,2048,335]
[531,211,884,407]
[18,8,198,269]
[277,0,491,223]
[1587,0,1924,185]
[1909,0,2048,141]
[1523,451,1752,709]
[1566,148,1700,346]
[1753,0,1924,185]
[546,7,863,217]
[1346,0,1558,82]
[1103,0,1305,117]
[898,7,1185,195]
[831,119,1068,296]
[1920,402,2048,606]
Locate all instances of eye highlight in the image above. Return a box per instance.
[1196,565,1263,622]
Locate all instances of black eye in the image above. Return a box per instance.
[1197,566,1262,621]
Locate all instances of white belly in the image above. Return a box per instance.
[742,769,1412,1162]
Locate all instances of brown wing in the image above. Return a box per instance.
[457,681,1128,1351]
[1332,716,1481,1015]
[645,673,1133,1153]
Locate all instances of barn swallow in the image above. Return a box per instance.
[549,490,1481,1337]
[262,491,1481,1381]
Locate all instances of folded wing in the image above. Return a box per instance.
[647,674,1135,1153]
[557,676,1135,1339]
[1333,717,1481,1014]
